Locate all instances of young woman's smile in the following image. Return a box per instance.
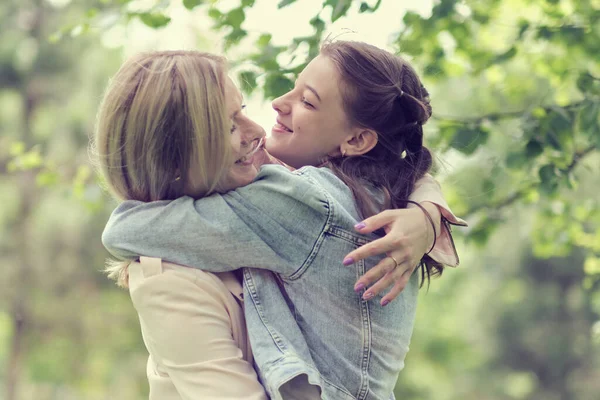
[267,55,354,169]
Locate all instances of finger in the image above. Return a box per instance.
[354,209,395,234]
[354,256,399,291]
[380,270,412,306]
[343,236,408,266]
[361,271,395,301]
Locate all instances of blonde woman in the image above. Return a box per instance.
[96,48,464,399]
[95,52,267,399]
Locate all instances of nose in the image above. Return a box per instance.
[239,115,266,150]
[272,94,291,115]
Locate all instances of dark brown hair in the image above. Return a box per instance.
[321,40,442,282]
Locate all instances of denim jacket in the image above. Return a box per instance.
[103,165,457,400]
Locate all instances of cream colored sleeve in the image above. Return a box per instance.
[130,270,267,400]
[409,174,468,267]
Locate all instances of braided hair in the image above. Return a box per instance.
[321,40,443,282]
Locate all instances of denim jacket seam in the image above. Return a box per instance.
[243,269,288,354]
[321,376,356,398]
[327,225,369,246]
[287,172,334,281]
[356,258,372,399]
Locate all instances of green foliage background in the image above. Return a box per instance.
[0,0,598,399]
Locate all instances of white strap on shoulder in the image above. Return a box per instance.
[139,256,163,278]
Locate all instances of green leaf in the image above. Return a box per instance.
[226,8,245,28]
[424,62,443,76]
[579,101,600,138]
[264,73,293,99]
[224,28,247,48]
[525,139,544,158]
[482,179,496,196]
[545,108,573,149]
[238,71,257,95]
[85,8,99,19]
[492,47,517,64]
[36,170,60,187]
[183,0,204,10]
[257,33,272,48]
[278,0,297,8]
[309,16,325,34]
[539,164,558,194]
[506,151,527,169]
[577,73,597,95]
[431,0,457,19]
[449,126,489,155]
[517,20,530,39]
[359,0,382,13]
[402,11,422,26]
[10,149,44,171]
[329,0,352,23]
[208,8,223,20]
[137,12,171,28]
[471,10,489,24]
[537,26,554,40]
[9,141,25,156]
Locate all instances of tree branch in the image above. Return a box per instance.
[434,100,585,125]
[566,145,596,175]
[464,145,597,216]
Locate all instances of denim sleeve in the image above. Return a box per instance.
[102,165,331,278]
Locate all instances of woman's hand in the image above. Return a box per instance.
[343,203,441,306]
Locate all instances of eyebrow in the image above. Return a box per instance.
[305,84,322,102]
[230,98,245,119]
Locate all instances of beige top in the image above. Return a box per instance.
[128,256,268,400]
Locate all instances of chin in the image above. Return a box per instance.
[265,138,294,166]
[217,167,258,193]
[234,166,259,187]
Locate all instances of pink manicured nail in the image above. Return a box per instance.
[363,292,374,300]
[354,283,365,292]
[381,300,390,307]
[343,257,354,266]
[354,222,366,230]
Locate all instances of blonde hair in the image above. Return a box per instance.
[91,50,233,287]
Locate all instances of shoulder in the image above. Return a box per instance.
[128,261,231,313]
[225,164,334,217]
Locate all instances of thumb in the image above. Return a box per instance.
[354,210,395,234]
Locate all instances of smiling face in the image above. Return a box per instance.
[266,55,355,168]
[186,76,261,195]
[216,77,262,192]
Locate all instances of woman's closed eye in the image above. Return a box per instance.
[301,96,314,108]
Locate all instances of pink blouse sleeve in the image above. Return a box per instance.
[408,174,467,267]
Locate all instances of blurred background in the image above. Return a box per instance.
[0,0,599,399]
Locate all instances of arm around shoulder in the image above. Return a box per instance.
[103,165,330,278]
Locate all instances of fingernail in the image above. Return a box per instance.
[381,300,390,307]
[354,222,366,230]
[363,292,374,300]
[354,283,365,292]
[343,257,354,266]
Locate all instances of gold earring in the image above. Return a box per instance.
[341,149,347,157]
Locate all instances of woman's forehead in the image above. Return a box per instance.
[299,55,342,101]
[225,76,243,116]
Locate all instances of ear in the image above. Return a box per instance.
[340,128,378,157]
